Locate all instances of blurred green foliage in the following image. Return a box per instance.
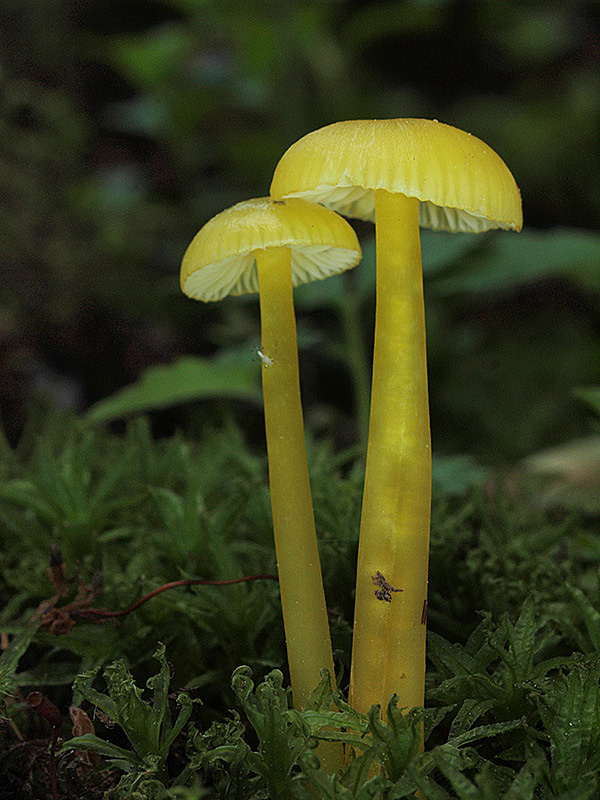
[1,0,599,463]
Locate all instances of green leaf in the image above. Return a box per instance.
[430,747,482,800]
[576,387,600,416]
[148,643,173,744]
[449,718,523,748]
[503,760,543,800]
[163,692,194,753]
[296,751,386,799]
[432,228,600,295]
[73,669,120,722]
[103,659,159,759]
[427,619,497,681]
[231,667,309,799]
[304,668,335,712]
[59,733,142,769]
[537,660,600,792]
[293,272,347,311]
[109,26,189,90]
[448,699,495,740]
[497,597,539,685]
[85,356,262,423]
[421,230,483,276]
[432,454,489,496]
[367,699,422,782]
[66,645,191,787]
[564,585,600,652]
[0,479,61,524]
[522,436,600,515]
[0,624,39,707]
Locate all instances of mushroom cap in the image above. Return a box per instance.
[181,197,362,302]
[270,119,523,234]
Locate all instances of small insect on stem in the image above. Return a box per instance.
[257,350,274,367]
[372,571,402,603]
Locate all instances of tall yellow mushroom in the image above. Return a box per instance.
[180,197,361,711]
[270,119,522,717]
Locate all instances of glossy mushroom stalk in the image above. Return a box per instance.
[268,119,521,730]
[255,245,336,711]
[349,190,432,717]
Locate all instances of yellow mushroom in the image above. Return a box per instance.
[270,119,522,717]
[180,197,361,710]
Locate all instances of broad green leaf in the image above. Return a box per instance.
[421,230,483,276]
[432,228,600,295]
[85,356,261,423]
[293,272,347,311]
[109,26,189,89]
[432,454,488,496]
[576,387,600,416]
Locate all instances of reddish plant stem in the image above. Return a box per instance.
[26,692,61,800]
[49,725,60,800]
[72,574,279,620]
[26,691,62,728]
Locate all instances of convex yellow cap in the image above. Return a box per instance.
[270,119,522,234]
[181,197,362,302]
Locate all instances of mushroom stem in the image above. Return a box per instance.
[349,190,431,718]
[255,246,336,711]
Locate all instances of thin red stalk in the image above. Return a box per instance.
[72,574,279,620]
[26,692,61,800]
[26,691,62,728]
[49,726,59,800]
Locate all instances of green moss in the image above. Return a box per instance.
[1,410,599,797]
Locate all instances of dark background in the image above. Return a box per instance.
[1,0,599,468]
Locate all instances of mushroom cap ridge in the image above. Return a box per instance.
[181,197,361,302]
[270,119,523,234]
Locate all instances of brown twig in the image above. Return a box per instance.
[33,576,104,634]
[26,692,61,800]
[75,574,279,620]
[72,574,280,620]
[37,574,278,631]
[47,545,68,597]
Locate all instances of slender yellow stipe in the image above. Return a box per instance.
[255,246,336,711]
[348,191,431,715]
[256,246,343,773]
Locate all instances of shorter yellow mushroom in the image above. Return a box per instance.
[180,197,361,710]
